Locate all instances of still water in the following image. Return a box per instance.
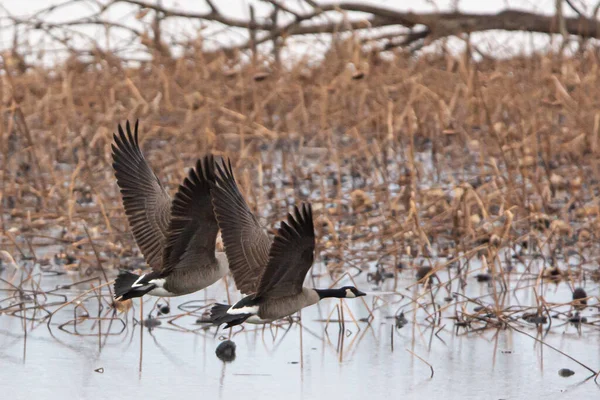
[1,262,599,400]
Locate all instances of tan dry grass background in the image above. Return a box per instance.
[2,42,600,282]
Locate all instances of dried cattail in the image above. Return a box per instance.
[350,189,373,210]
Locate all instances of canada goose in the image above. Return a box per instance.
[111,121,228,300]
[208,160,366,328]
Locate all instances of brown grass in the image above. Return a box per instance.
[2,44,600,271]
[2,40,600,363]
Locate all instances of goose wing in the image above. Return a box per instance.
[254,203,315,299]
[161,155,219,275]
[112,120,171,271]
[211,159,272,295]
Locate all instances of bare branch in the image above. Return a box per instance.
[261,0,301,19]
[565,0,584,17]
[110,0,275,30]
[5,0,600,60]
[205,0,218,14]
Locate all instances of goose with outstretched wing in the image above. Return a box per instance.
[208,159,365,328]
[111,120,228,301]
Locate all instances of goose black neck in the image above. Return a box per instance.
[314,288,346,299]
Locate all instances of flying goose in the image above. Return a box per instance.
[208,160,366,328]
[111,121,228,301]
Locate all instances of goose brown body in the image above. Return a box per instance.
[253,288,320,322]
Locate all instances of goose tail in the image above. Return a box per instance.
[114,271,155,301]
[209,303,252,328]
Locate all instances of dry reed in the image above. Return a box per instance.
[1,29,600,373]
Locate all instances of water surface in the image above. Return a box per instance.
[2,262,599,400]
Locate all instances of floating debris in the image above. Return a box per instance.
[75,189,94,205]
[53,252,77,266]
[475,273,492,282]
[142,313,161,329]
[568,313,587,325]
[572,287,587,309]
[543,267,563,282]
[94,367,104,373]
[558,368,575,377]
[416,266,436,282]
[395,312,408,329]
[158,304,170,315]
[216,340,236,362]
[522,312,548,325]
[367,265,393,286]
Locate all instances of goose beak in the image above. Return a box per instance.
[356,290,367,297]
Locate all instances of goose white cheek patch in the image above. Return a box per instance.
[345,289,356,298]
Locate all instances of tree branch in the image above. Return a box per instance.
[111,0,276,30]
[108,2,600,43]
[565,0,584,17]
[5,0,600,61]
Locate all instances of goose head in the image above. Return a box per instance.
[341,286,366,298]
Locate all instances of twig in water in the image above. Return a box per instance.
[406,348,434,379]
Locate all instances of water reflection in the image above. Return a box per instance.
[1,261,599,400]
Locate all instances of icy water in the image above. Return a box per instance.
[2,263,599,400]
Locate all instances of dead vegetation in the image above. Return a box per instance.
[1,3,600,378]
